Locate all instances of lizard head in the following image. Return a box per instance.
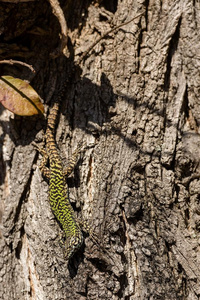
[65,233,84,259]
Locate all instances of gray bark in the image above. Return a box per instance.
[0,0,200,299]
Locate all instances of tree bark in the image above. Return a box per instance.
[0,0,200,299]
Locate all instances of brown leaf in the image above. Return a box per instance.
[0,76,44,116]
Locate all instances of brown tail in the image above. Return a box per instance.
[47,101,60,132]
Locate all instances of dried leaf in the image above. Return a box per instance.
[0,76,44,116]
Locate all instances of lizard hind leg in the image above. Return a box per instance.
[33,143,50,179]
[63,142,86,177]
[39,153,50,179]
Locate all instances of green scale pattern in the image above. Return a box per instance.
[39,101,84,259]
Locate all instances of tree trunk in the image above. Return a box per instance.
[1,0,200,299]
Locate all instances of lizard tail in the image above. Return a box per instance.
[47,101,60,131]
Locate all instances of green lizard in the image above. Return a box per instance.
[36,98,86,259]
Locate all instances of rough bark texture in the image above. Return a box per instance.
[0,0,200,299]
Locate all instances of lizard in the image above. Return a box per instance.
[36,94,88,260]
